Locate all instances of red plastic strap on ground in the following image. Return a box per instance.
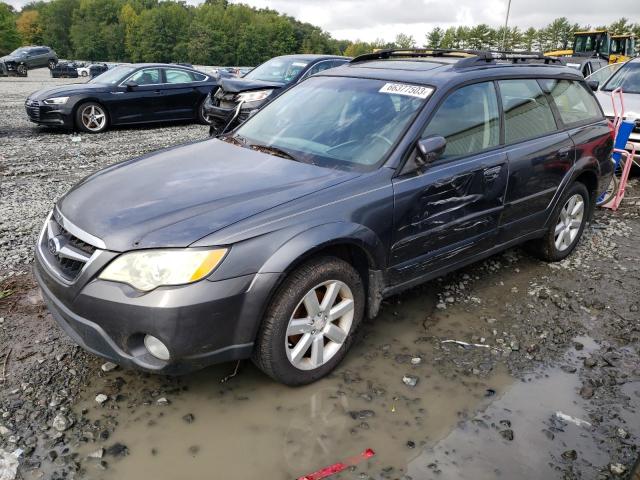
[297,449,375,480]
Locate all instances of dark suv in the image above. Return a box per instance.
[34,49,613,385]
[0,46,58,76]
[205,54,350,135]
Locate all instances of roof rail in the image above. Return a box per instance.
[350,48,563,67]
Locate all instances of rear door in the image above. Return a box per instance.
[498,79,575,241]
[157,68,207,120]
[543,78,612,168]
[390,81,508,285]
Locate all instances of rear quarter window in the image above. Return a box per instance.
[541,79,603,125]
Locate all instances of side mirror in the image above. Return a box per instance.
[124,80,138,90]
[416,136,446,167]
[587,80,599,91]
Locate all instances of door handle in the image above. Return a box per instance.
[154,89,162,94]
[483,165,502,181]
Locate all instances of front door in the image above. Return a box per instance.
[389,81,508,286]
[108,67,163,124]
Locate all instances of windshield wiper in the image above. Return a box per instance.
[249,143,301,162]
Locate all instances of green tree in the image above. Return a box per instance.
[394,33,415,49]
[40,0,79,58]
[343,41,372,58]
[425,27,443,49]
[0,3,20,55]
[522,27,538,51]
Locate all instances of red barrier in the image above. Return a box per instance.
[297,448,376,480]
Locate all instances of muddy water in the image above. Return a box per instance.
[73,285,513,480]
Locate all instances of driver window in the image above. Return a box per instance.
[128,68,161,85]
[421,82,500,160]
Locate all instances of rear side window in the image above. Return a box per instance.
[422,82,500,160]
[541,79,602,124]
[165,68,195,84]
[498,79,557,144]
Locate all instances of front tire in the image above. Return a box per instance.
[252,256,365,385]
[75,102,109,133]
[48,60,57,70]
[17,64,27,77]
[528,182,589,262]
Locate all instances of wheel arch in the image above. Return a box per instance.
[258,222,387,320]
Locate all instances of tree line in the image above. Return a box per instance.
[1,0,639,66]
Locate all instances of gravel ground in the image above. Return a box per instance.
[0,68,207,282]
[1,68,639,480]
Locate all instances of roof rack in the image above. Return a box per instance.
[350,48,563,68]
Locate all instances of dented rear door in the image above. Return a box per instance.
[389,149,508,285]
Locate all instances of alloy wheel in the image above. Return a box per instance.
[285,280,354,371]
[80,104,107,132]
[554,193,584,252]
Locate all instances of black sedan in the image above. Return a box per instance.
[25,64,216,133]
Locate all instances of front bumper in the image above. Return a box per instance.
[24,99,74,128]
[34,247,281,374]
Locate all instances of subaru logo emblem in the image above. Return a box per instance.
[48,237,61,256]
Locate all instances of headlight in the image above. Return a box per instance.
[236,89,273,103]
[99,248,228,291]
[43,96,69,105]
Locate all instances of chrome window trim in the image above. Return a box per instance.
[118,67,209,87]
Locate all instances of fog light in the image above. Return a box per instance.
[144,335,170,361]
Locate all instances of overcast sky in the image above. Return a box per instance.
[5,0,640,43]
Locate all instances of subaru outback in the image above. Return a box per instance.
[35,49,614,385]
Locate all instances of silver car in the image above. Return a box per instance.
[592,58,640,164]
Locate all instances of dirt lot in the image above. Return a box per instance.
[1,68,639,480]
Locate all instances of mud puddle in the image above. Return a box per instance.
[408,336,640,479]
[66,284,515,480]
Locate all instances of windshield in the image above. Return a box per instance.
[587,63,623,85]
[603,62,640,94]
[243,57,309,83]
[233,76,431,172]
[10,48,28,56]
[89,65,136,85]
[574,34,605,53]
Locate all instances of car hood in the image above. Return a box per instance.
[29,82,108,100]
[0,54,21,63]
[57,139,359,251]
[219,77,284,94]
[596,90,640,142]
[595,90,640,119]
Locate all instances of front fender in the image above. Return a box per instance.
[258,221,386,274]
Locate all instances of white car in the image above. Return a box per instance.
[591,58,640,164]
[76,65,91,77]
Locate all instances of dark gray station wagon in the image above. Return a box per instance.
[35,50,614,385]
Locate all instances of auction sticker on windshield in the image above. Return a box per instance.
[379,83,433,99]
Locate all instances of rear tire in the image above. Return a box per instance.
[252,256,365,386]
[527,182,589,262]
[48,60,57,70]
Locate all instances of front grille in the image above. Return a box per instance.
[25,100,40,120]
[39,214,98,281]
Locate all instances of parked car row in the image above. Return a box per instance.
[33,49,615,385]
